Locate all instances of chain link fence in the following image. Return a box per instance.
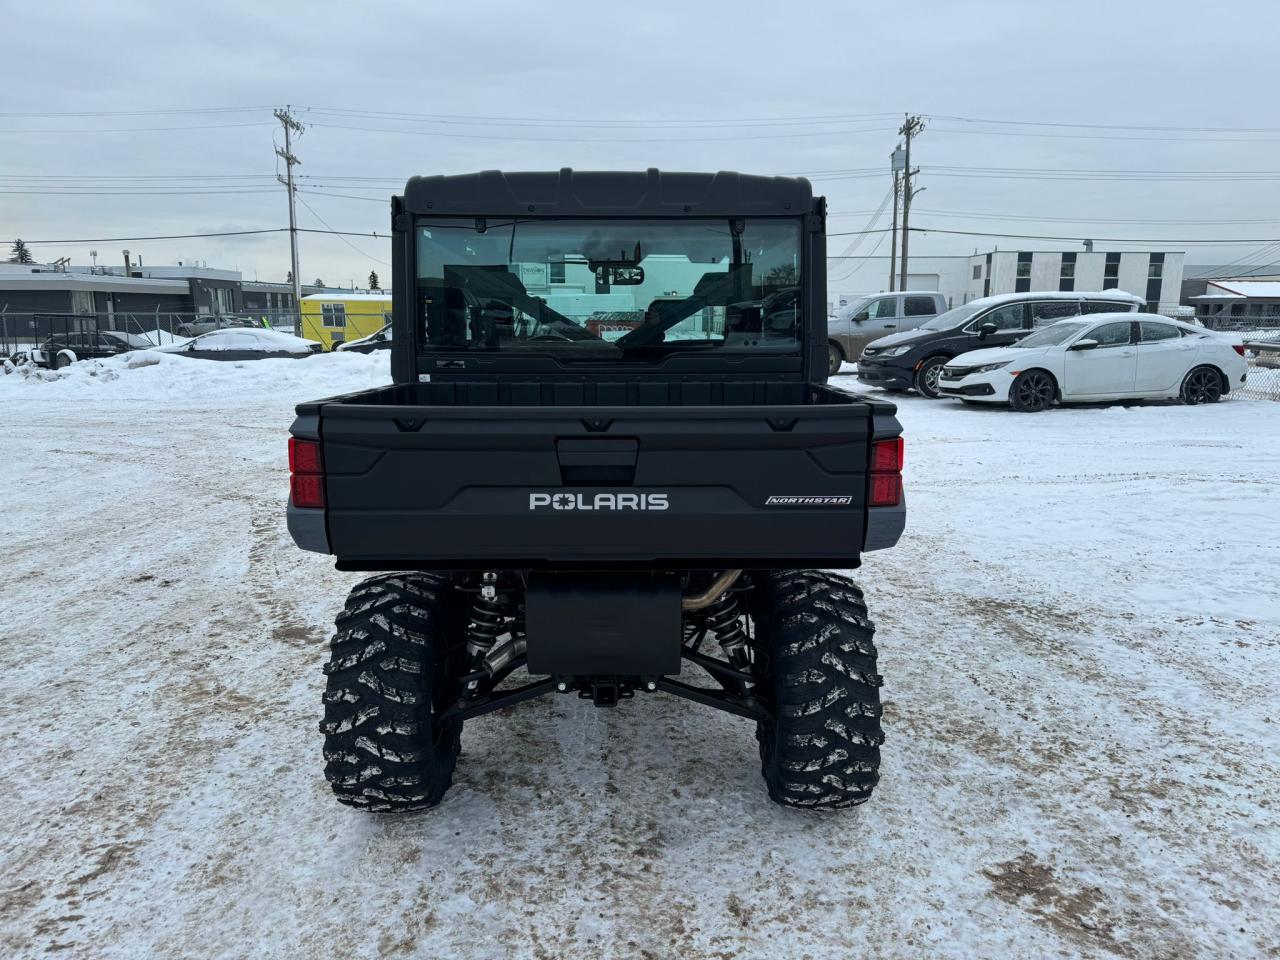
[0,306,393,356]
[1240,337,1280,401]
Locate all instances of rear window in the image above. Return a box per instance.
[1139,321,1180,342]
[415,216,803,359]
[904,296,938,317]
[1031,300,1081,324]
[1081,300,1137,314]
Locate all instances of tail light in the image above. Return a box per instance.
[289,437,325,508]
[1232,344,1245,357]
[869,437,903,508]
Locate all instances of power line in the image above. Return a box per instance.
[0,189,281,196]
[828,188,895,283]
[905,208,1280,226]
[805,165,1280,182]
[0,106,273,118]
[21,226,388,245]
[295,194,391,266]
[300,106,901,128]
[926,126,1280,145]
[21,229,289,244]
[907,226,1280,244]
[305,120,900,143]
[0,122,275,134]
[297,188,389,203]
[929,114,1280,135]
[0,174,274,181]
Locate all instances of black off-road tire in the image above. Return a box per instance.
[320,573,467,812]
[914,355,948,398]
[750,570,884,809]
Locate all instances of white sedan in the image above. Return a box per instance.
[936,314,1248,412]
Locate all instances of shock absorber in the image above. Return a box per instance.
[705,591,755,693]
[466,572,507,692]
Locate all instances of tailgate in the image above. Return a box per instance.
[302,401,899,569]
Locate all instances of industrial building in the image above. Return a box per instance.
[1184,278,1280,327]
[831,248,1185,315]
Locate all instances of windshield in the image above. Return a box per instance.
[103,331,152,349]
[918,302,983,331]
[416,217,802,357]
[1013,321,1089,347]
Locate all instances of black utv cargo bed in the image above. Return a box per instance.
[291,381,902,570]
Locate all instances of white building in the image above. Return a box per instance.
[831,249,1184,315]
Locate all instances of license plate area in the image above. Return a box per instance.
[525,573,682,676]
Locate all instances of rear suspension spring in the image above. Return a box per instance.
[705,592,753,685]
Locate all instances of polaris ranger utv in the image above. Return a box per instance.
[287,170,905,811]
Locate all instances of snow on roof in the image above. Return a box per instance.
[0,273,190,293]
[1206,280,1280,299]
[963,289,1144,308]
[302,292,391,302]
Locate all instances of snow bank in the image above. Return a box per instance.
[0,348,391,404]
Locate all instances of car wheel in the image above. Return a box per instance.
[1180,365,1223,405]
[53,351,74,370]
[827,342,846,376]
[914,356,948,398]
[1009,369,1056,412]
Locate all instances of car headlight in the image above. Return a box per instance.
[879,345,913,358]
[973,361,1011,373]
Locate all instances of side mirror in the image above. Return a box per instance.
[853,311,870,323]
[1070,338,1099,351]
[978,322,998,338]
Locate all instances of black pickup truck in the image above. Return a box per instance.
[288,169,906,812]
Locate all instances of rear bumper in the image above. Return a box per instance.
[287,501,330,553]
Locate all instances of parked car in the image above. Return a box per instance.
[936,315,1248,411]
[18,330,157,369]
[177,315,259,338]
[827,291,945,375]
[855,291,1145,397]
[335,323,391,353]
[155,328,322,361]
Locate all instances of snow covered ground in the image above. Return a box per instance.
[2,353,1278,959]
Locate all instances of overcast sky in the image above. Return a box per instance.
[5,0,1279,289]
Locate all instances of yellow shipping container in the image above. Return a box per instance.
[300,293,392,351]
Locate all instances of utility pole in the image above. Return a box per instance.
[889,144,905,291]
[898,114,925,292]
[275,106,305,317]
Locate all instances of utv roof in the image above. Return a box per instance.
[400,169,814,218]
